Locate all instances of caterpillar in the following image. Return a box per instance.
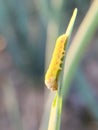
[45,34,68,91]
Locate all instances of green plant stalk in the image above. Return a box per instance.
[55,9,78,130]
[47,9,77,130]
[62,0,98,98]
[47,93,62,130]
[39,92,56,130]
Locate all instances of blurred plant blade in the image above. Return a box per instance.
[3,79,24,130]
[62,0,98,98]
[76,69,98,120]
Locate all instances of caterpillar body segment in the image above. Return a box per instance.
[45,34,68,91]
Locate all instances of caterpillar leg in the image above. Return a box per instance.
[59,66,62,70]
[62,50,66,55]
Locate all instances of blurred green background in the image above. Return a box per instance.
[0,0,91,80]
[0,0,98,130]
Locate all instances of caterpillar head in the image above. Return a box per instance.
[45,77,58,91]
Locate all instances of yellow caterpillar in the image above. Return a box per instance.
[45,8,77,91]
[45,34,68,91]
